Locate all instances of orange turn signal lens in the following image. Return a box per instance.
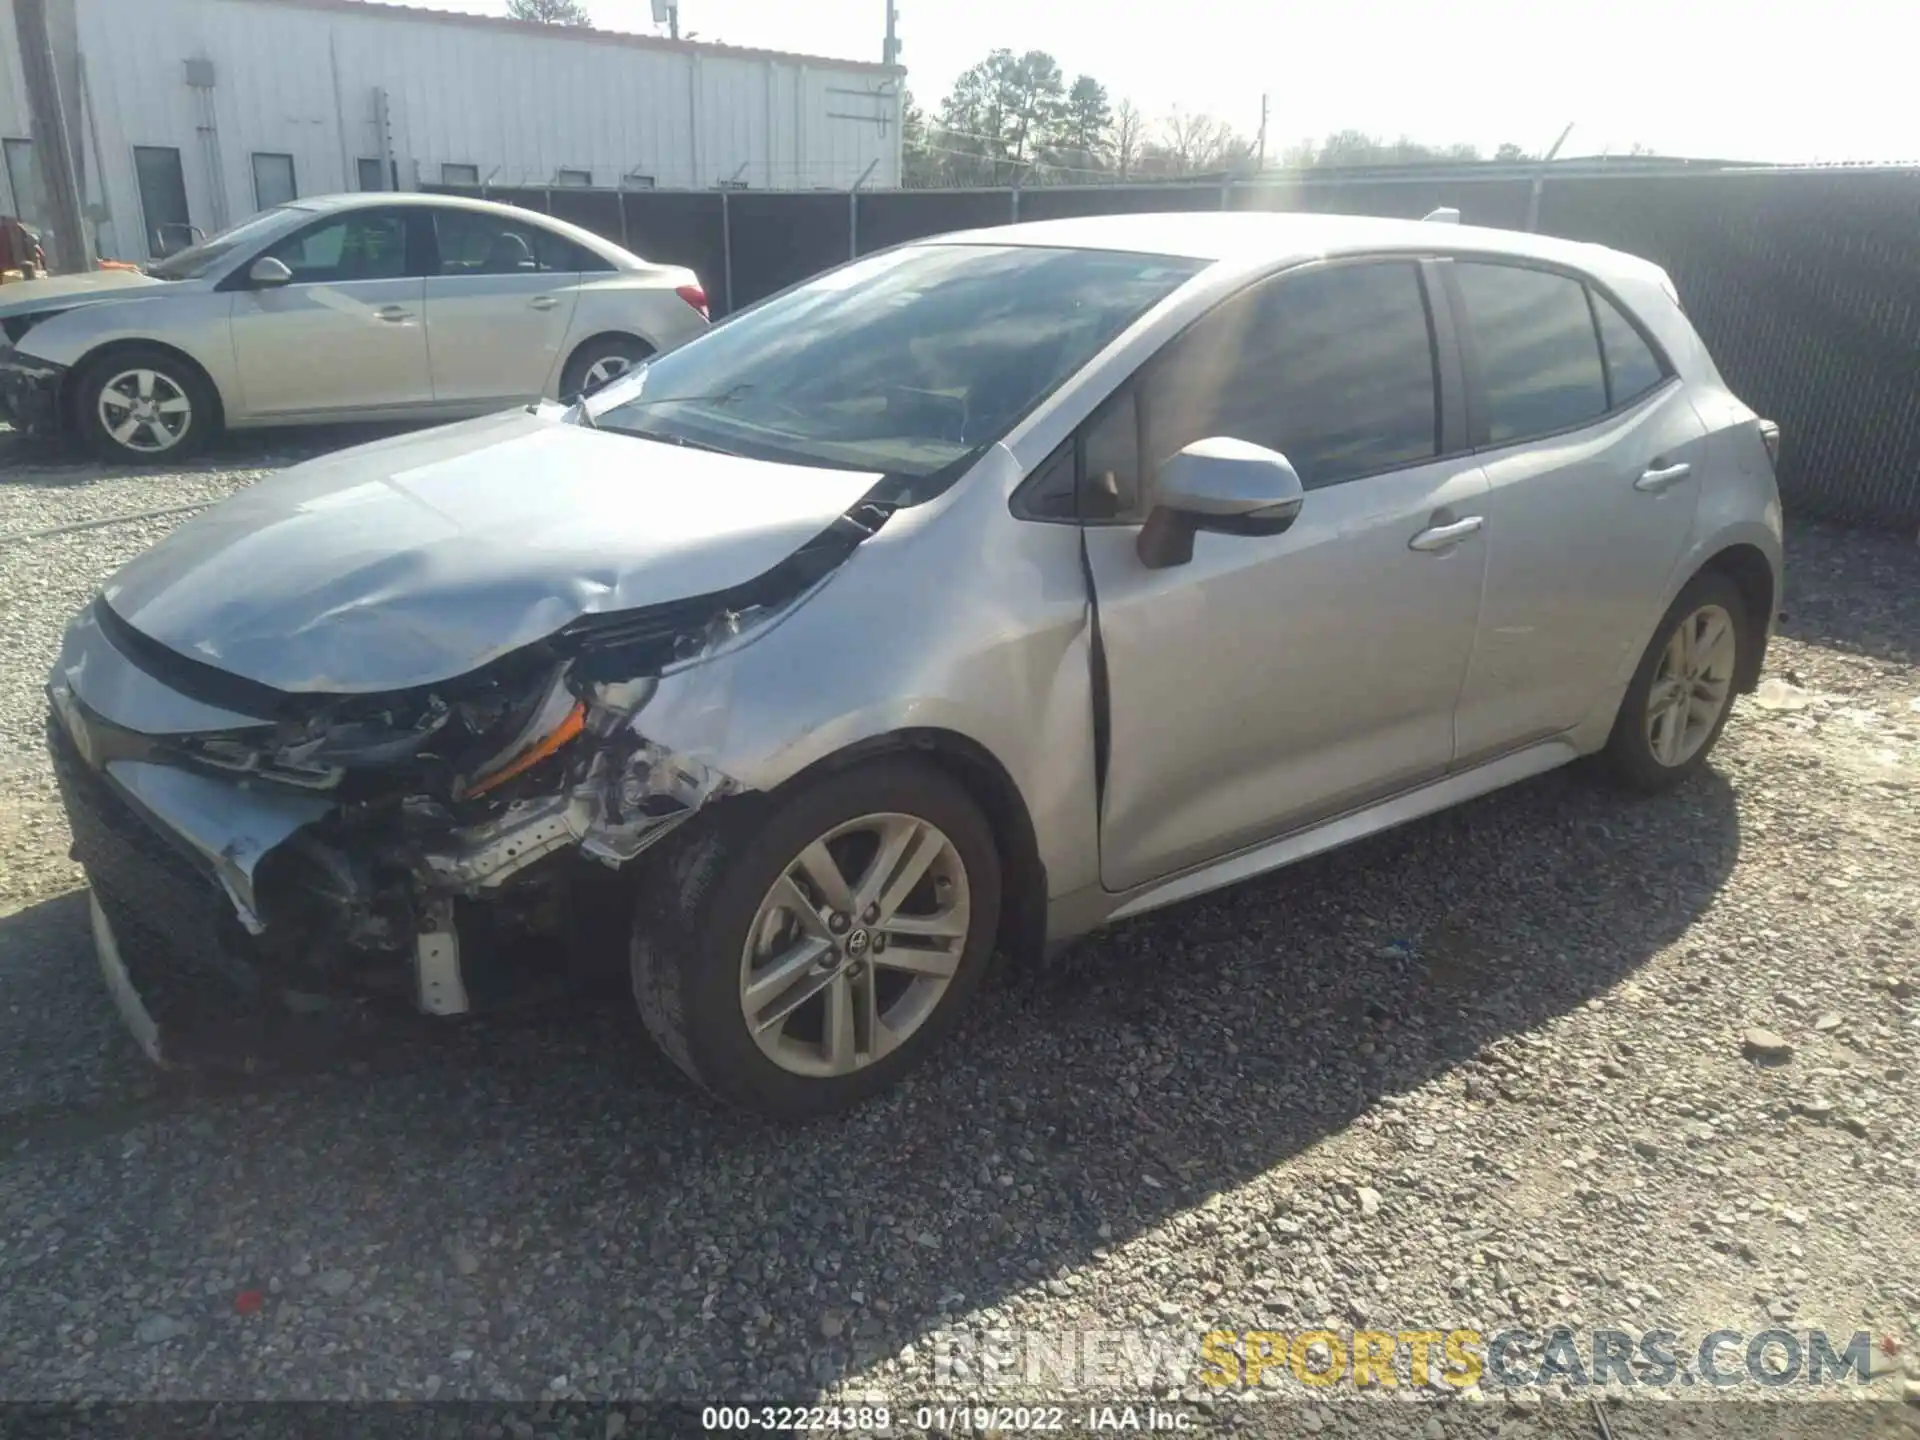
[464,701,586,798]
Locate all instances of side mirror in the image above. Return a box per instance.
[1137,437,1305,570]
[247,256,293,288]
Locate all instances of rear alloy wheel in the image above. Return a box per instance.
[561,335,652,399]
[1599,570,1747,792]
[632,759,1002,1119]
[78,348,217,463]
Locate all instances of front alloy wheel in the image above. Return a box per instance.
[740,813,971,1078]
[98,367,193,455]
[78,347,217,463]
[632,759,1002,1118]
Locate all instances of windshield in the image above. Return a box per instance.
[589,243,1204,485]
[146,206,304,280]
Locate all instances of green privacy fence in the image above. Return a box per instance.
[431,163,1920,530]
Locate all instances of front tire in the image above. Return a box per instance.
[631,759,1002,1120]
[76,347,218,464]
[1598,570,1747,793]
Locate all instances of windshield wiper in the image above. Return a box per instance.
[609,382,758,412]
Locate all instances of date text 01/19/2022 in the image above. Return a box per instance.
[698,1404,1194,1432]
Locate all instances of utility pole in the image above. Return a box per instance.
[882,0,900,67]
[1255,93,1269,171]
[11,0,92,272]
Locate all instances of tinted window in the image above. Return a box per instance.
[267,210,411,282]
[1454,263,1607,444]
[592,244,1202,486]
[432,209,594,274]
[1140,261,1437,490]
[1591,289,1666,408]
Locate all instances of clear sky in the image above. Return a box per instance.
[411,0,1919,163]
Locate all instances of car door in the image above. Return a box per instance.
[1443,260,1708,763]
[227,206,432,417]
[420,208,583,405]
[1080,258,1491,893]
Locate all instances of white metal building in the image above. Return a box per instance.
[1,0,904,261]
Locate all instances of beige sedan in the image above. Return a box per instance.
[0,192,709,463]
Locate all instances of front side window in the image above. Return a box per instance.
[266,210,411,282]
[1590,289,1667,408]
[1454,262,1608,444]
[591,243,1203,489]
[1140,260,1439,491]
[431,209,594,274]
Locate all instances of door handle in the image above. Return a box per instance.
[529,295,559,311]
[1634,460,1692,493]
[1408,515,1484,552]
[375,305,412,323]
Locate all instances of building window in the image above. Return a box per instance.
[441,163,480,187]
[132,145,192,258]
[554,168,591,187]
[251,152,297,211]
[621,171,656,190]
[356,157,386,192]
[3,138,46,228]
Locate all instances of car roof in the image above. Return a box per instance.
[934,210,1658,284]
[287,191,643,266]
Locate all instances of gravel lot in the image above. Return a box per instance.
[0,426,1916,1436]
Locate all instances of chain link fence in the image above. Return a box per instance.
[429,164,1920,530]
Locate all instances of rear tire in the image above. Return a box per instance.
[560,335,652,400]
[631,759,1002,1120]
[1597,570,1747,793]
[76,347,219,464]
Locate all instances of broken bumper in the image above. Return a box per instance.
[0,350,64,434]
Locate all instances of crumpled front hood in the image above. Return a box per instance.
[102,409,882,693]
[0,269,164,319]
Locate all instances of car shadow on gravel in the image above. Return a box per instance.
[0,422,423,486]
[0,762,1741,1400]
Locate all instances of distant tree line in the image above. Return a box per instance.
[905,49,1550,187]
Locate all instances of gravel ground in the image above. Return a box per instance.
[0,428,1916,1437]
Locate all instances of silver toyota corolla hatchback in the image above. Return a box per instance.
[46,212,1782,1118]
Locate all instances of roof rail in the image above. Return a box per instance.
[1422,206,1462,224]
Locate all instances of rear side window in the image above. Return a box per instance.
[1590,290,1667,408]
[432,209,604,275]
[1453,262,1607,444]
[1140,260,1438,490]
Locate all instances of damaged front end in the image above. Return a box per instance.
[50,498,890,1044]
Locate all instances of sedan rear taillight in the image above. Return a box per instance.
[675,283,709,320]
[1758,418,1781,469]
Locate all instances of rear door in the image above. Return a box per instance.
[1082,258,1491,892]
[1444,260,1707,762]
[420,209,583,405]
[227,205,433,416]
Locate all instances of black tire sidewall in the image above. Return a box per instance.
[1605,570,1748,790]
[561,336,651,399]
[637,759,1002,1119]
[78,348,217,464]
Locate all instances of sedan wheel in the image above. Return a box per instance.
[77,347,219,464]
[583,354,635,391]
[631,758,1002,1118]
[739,813,970,1079]
[97,367,194,455]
